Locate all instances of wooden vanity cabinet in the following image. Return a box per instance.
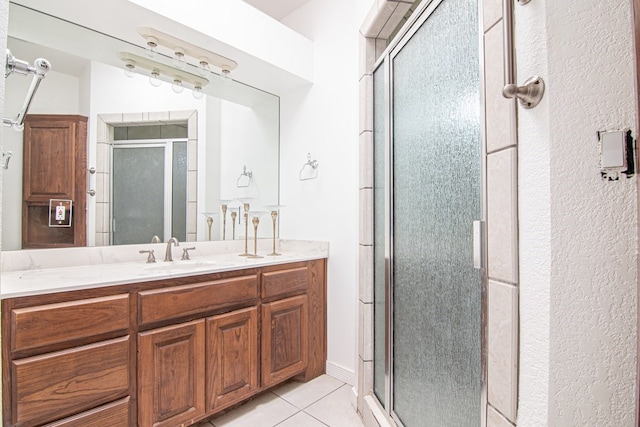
[2,293,133,427]
[206,307,258,412]
[2,259,327,427]
[138,320,206,427]
[261,295,308,388]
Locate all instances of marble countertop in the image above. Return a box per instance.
[1,240,328,299]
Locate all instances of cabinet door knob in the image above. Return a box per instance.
[87,189,96,196]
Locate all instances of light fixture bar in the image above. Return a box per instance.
[137,27,238,71]
[118,52,209,87]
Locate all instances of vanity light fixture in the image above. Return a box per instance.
[124,60,136,78]
[137,27,238,81]
[145,35,158,58]
[118,52,208,99]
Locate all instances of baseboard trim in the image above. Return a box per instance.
[326,361,356,386]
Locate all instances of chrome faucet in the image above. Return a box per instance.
[164,237,179,262]
[151,235,161,243]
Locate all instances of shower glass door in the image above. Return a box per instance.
[373,0,483,425]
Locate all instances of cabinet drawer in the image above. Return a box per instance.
[262,266,308,300]
[11,294,129,353]
[139,275,258,325]
[12,336,130,426]
[44,397,130,427]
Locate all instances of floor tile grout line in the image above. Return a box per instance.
[273,408,303,426]
[274,380,347,411]
[302,409,331,426]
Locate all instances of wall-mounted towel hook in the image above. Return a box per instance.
[236,165,253,188]
[1,151,13,170]
[299,153,319,181]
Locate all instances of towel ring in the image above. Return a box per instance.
[236,165,253,188]
[299,153,319,181]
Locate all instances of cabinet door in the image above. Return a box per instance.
[207,307,258,412]
[138,320,205,427]
[22,115,87,248]
[261,295,308,388]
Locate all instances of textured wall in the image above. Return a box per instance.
[518,0,637,425]
[547,0,637,424]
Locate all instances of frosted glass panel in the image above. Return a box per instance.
[391,0,481,425]
[373,64,387,405]
[172,141,187,241]
[112,147,165,244]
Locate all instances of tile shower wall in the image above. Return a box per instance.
[95,110,198,245]
[357,0,520,425]
[483,2,519,424]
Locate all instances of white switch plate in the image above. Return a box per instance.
[600,130,625,169]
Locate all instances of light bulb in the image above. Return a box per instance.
[124,61,136,78]
[172,78,184,93]
[197,59,210,77]
[146,36,158,58]
[172,48,186,69]
[220,67,232,83]
[149,70,162,87]
[192,84,204,99]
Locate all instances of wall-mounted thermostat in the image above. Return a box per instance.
[599,129,635,181]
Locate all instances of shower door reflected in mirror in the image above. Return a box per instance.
[373,0,483,425]
[111,139,188,245]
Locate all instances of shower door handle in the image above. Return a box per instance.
[473,220,485,269]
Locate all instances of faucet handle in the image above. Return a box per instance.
[139,249,156,263]
[181,247,196,260]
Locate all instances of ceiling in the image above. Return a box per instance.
[241,0,312,21]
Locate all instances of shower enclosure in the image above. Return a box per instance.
[372,0,484,425]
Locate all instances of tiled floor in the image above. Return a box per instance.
[197,375,364,427]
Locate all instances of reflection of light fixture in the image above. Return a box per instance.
[171,78,184,93]
[118,52,208,99]
[193,83,204,99]
[124,60,136,78]
[145,36,158,58]
[172,47,186,69]
[137,27,238,81]
[197,58,210,77]
[149,69,162,87]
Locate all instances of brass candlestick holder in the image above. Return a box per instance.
[206,216,213,241]
[248,216,263,259]
[239,203,251,256]
[230,211,237,239]
[221,204,228,240]
[268,210,281,256]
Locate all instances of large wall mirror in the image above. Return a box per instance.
[2,1,280,251]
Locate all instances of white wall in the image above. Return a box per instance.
[517,0,637,425]
[219,98,280,239]
[279,0,372,382]
[1,70,82,250]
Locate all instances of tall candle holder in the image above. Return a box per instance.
[206,217,213,241]
[221,204,228,240]
[239,202,252,256]
[230,211,237,239]
[248,213,264,259]
[200,212,217,241]
[264,205,285,256]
